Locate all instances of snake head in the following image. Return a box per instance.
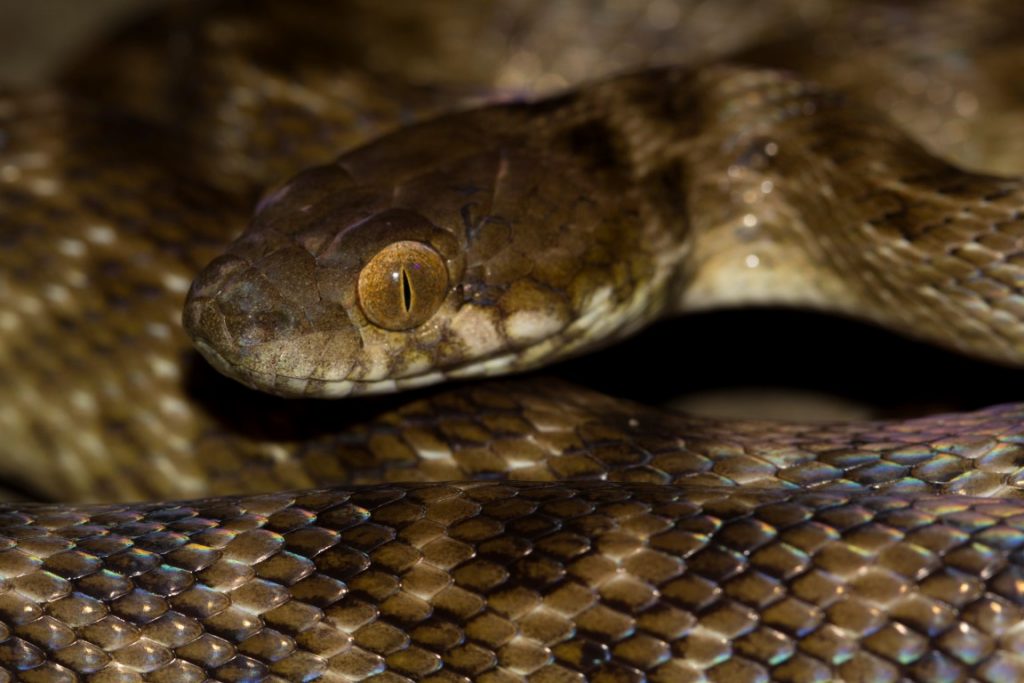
[184,107,674,397]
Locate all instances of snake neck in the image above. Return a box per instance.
[622,66,1024,365]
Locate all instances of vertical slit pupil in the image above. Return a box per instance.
[401,268,412,312]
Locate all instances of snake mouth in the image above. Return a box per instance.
[192,337,454,398]
[191,337,337,397]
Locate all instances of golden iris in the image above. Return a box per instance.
[357,241,448,330]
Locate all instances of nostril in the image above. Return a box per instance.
[183,254,252,347]
[228,307,298,347]
[191,263,304,353]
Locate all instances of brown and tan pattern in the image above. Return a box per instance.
[4,1,1024,681]
[2,483,1024,682]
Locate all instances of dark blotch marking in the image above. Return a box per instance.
[647,160,689,229]
[658,70,706,139]
[566,120,622,171]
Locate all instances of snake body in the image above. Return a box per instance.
[4,2,1024,681]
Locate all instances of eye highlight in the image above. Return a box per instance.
[357,241,449,330]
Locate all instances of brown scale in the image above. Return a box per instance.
[0,484,1023,681]
[4,2,1024,682]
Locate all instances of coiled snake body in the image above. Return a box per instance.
[3,2,1024,681]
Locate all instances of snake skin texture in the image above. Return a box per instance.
[4,483,1024,683]
[4,1,1024,681]
[5,379,1024,681]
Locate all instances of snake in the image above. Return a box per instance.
[4,1,1024,681]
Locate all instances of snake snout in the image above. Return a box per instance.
[184,252,361,398]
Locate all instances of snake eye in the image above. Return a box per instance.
[357,241,449,330]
